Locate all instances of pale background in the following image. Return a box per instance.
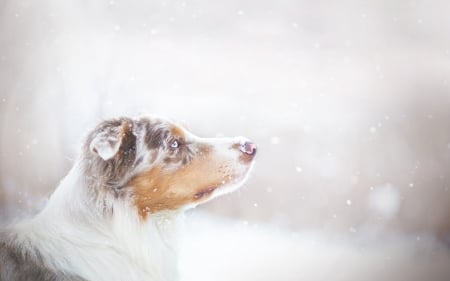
[1,0,449,280]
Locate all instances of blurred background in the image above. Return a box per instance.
[1,0,449,280]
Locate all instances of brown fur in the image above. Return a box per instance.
[131,144,235,219]
[169,125,185,140]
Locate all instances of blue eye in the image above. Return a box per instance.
[170,140,179,149]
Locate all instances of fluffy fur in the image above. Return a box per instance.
[0,116,256,281]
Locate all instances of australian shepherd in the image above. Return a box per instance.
[0,116,257,281]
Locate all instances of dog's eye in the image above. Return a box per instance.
[170,140,179,149]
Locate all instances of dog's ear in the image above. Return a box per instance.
[89,119,135,161]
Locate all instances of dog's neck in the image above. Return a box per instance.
[16,163,182,281]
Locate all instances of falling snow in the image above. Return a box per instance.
[270,136,280,145]
[1,1,450,280]
[368,184,400,219]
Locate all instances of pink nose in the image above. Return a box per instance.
[240,141,257,156]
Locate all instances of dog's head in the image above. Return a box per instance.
[83,116,256,219]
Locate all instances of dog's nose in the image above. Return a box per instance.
[240,141,257,156]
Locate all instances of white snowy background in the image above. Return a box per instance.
[1,0,450,280]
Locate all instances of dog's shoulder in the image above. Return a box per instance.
[0,231,85,281]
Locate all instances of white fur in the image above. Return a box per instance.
[11,162,182,281]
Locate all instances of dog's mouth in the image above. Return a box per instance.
[192,168,252,202]
[194,186,217,200]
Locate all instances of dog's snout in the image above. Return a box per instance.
[240,141,257,156]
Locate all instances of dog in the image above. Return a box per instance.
[0,116,257,281]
